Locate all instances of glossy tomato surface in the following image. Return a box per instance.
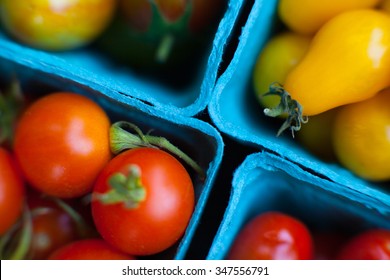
[14,92,111,198]
[332,88,390,181]
[227,211,313,260]
[337,229,390,260]
[0,147,25,235]
[0,0,117,51]
[91,147,194,256]
[49,239,135,260]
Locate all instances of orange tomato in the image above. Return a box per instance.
[14,92,111,198]
[0,148,25,235]
[332,88,390,181]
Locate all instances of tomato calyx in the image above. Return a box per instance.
[94,165,146,209]
[110,121,205,179]
[0,78,25,148]
[263,82,308,137]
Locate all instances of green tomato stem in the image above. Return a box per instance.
[110,121,205,180]
[0,78,25,148]
[0,205,33,260]
[156,34,175,63]
[50,197,91,239]
[95,165,146,209]
[263,82,308,137]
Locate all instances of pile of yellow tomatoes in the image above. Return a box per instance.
[253,0,390,182]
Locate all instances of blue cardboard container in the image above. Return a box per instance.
[0,56,224,260]
[0,0,243,117]
[207,151,390,260]
[208,1,390,195]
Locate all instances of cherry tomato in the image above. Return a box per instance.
[0,147,25,235]
[337,229,390,260]
[49,239,135,260]
[91,147,194,256]
[332,88,390,181]
[0,0,117,51]
[227,211,313,260]
[27,200,80,259]
[14,92,111,198]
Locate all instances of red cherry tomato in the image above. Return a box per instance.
[227,211,314,260]
[91,147,195,256]
[0,147,25,235]
[337,229,390,260]
[14,92,111,198]
[49,239,135,260]
[28,204,79,260]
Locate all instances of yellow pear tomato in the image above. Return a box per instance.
[332,88,390,182]
[0,0,117,51]
[264,9,390,135]
[253,32,311,110]
[279,0,381,35]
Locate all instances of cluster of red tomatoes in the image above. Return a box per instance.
[253,0,390,183]
[227,211,390,260]
[0,83,200,260]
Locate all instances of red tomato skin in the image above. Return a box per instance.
[0,147,25,235]
[337,229,390,260]
[91,147,195,256]
[14,92,111,198]
[227,211,314,260]
[48,239,135,260]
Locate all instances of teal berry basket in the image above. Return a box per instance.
[0,0,244,117]
[208,0,390,200]
[207,151,390,260]
[0,56,224,260]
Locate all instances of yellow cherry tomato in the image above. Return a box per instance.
[0,0,117,51]
[279,0,381,35]
[265,9,390,135]
[296,109,338,162]
[253,32,311,110]
[332,88,390,181]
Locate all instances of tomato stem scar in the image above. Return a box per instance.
[263,82,308,137]
[110,121,205,179]
[95,165,146,209]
